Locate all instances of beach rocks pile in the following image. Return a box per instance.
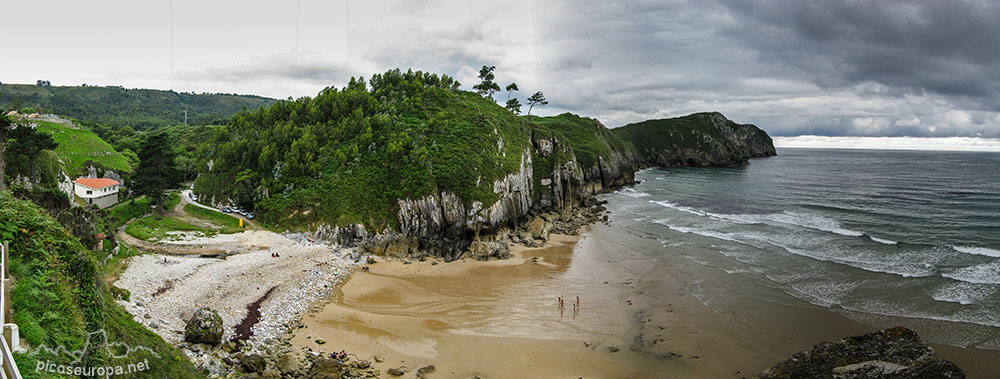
[755,327,965,378]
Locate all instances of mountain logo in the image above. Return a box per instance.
[27,329,159,364]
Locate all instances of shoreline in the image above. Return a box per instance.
[288,229,773,378]
[110,191,1000,378]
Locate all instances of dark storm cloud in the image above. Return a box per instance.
[718,0,1000,107]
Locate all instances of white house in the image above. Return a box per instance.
[73,178,121,209]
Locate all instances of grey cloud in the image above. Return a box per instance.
[178,53,360,85]
[718,0,1000,105]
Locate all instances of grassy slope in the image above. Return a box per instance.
[34,120,132,175]
[612,112,735,154]
[0,83,275,129]
[526,113,634,169]
[0,195,203,378]
[183,204,242,231]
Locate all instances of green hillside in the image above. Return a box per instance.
[1,83,276,129]
[527,113,634,169]
[196,69,542,230]
[0,195,203,378]
[612,112,776,166]
[34,120,132,175]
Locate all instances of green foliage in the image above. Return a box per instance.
[3,124,58,184]
[125,214,204,242]
[526,91,548,115]
[0,83,275,130]
[526,113,633,170]
[613,112,738,153]
[197,68,531,231]
[182,204,243,231]
[505,98,522,115]
[33,120,131,175]
[104,196,155,231]
[134,132,181,209]
[473,65,501,99]
[0,195,203,378]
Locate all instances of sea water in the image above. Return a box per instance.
[603,148,1000,349]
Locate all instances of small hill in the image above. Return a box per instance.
[613,112,776,166]
[33,119,132,176]
[1,83,276,129]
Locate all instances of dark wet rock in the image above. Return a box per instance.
[184,307,223,346]
[239,354,267,374]
[305,358,348,379]
[417,365,437,378]
[276,353,300,376]
[756,327,965,379]
[387,367,407,376]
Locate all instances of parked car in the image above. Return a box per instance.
[190,193,198,202]
[246,213,255,220]
[223,207,232,213]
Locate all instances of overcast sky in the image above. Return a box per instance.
[2,0,999,140]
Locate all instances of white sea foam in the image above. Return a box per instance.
[708,211,865,237]
[660,223,742,243]
[620,188,650,198]
[930,282,998,305]
[952,245,1000,258]
[869,235,898,245]
[943,262,1000,284]
[650,200,707,216]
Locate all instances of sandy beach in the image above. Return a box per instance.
[287,218,1000,379]
[290,232,775,378]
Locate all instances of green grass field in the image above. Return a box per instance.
[125,214,206,242]
[183,204,246,233]
[34,120,132,175]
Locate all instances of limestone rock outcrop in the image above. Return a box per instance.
[756,327,964,379]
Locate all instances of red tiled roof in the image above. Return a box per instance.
[73,178,120,189]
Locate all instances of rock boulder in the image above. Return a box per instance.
[756,327,964,379]
[183,307,223,346]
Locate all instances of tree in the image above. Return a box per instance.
[505,98,522,115]
[526,91,548,115]
[0,114,9,192]
[505,83,518,101]
[134,131,180,210]
[504,83,521,114]
[473,65,501,99]
[5,125,58,183]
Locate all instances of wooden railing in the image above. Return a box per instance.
[0,241,21,379]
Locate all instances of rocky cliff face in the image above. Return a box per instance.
[614,112,776,167]
[313,111,773,261]
[756,327,964,379]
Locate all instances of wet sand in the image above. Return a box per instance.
[291,232,772,378]
[291,224,1000,378]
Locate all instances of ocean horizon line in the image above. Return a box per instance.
[773,135,1000,152]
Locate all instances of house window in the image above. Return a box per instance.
[86,190,92,195]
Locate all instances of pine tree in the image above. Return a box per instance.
[473,65,501,99]
[526,91,548,115]
[134,131,180,210]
